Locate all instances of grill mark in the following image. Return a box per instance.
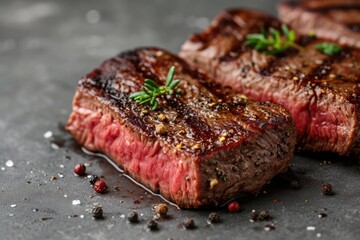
[124,50,219,142]
[219,16,282,63]
[347,23,360,33]
[189,17,239,49]
[259,36,317,77]
[302,48,354,82]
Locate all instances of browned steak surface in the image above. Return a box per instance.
[298,0,360,9]
[66,47,296,208]
[278,2,360,48]
[180,9,360,156]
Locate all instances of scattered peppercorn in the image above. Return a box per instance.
[93,180,107,193]
[227,201,240,213]
[250,210,272,222]
[92,206,103,220]
[127,211,139,223]
[154,203,168,217]
[74,163,86,176]
[290,179,301,190]
[207,212,221,224]
[147,219,158,231]
[183,218,196,229]
[321,183,333,196]
[89,175,100,186]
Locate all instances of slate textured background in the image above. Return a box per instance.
[1,0,360,239]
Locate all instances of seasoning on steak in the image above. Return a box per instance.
[278,1,360,48]
[180,9,360,157]
[66,47,296,208]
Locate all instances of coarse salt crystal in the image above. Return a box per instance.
[51,143,59,150]
[59,164,64,168]
[307,226,316,231]
[1,167,5,171]
[72,200,81,206]
[43,131,53,138]
[80,215,84,218]
[316,233,321,237]
[10,204,16,208]
[64,194,68,198]
[6,160,14,167]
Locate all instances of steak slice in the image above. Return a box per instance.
[278,1,360,48]
[66,47,296,208]
[298,0,360,9]
[180,9,360,156]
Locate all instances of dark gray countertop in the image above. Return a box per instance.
[1,0,360,239]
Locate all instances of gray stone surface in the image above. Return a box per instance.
[1,0,360,239]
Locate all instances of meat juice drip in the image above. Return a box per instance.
[80,147,180,209]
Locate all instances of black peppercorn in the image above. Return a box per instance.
[321,183,333,196]
[127,211,139,223]
[257,211,272,221]
[183,218,196,229]
[289,179,301,190]
[250,210,272,222]
[89,175,100,186]
[207,212,221,224]
[147,219,158,231]
[92,206,103,220]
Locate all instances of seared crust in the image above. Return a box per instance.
[79,47,294,155]
[180,9,360,156]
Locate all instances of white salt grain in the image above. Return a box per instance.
[316,233,322,238]
[6,160,14,167]
[72,200,81,206]
[10,204,16,208]
[51,143,59,150]
[307,226,316,231]
[1,167,5,171]
[43,131,53,138]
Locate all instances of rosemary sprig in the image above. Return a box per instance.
[129,66,180,110]
[315,43,341,55]
[245,24,303,55]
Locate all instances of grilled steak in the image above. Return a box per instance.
[278,1,360,48]
[298,0,360,9]
[180,9,360,156]
[66,47,296,208]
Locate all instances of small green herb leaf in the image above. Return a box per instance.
[315,43,341,55]
[245,24,303,55]
[129,66,180,110]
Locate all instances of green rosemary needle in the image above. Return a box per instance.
[129,66,180,110]
[315,43,341,55]
[245,24,303,55]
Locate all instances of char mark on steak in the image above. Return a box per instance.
[278,1,360,48]
[66,47,296,208]
[180,9,360,157]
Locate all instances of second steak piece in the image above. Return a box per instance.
[66,47,296,208]
[180,9,360,156]
[278,1,360,48]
